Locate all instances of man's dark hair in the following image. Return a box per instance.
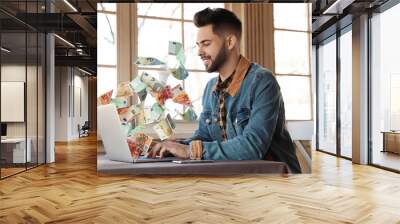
[194,8,242,41]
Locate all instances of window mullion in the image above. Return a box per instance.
[276,73,311,77]
[181,3,186,114]
[97,65,117,68]
[137,15,192,23]
[98,10,116,14]
[274,28,309,33]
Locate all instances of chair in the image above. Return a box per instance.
[79,121,90,138]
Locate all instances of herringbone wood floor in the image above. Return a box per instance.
[0,134,399,224]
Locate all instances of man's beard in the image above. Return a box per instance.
[205,43,228,73]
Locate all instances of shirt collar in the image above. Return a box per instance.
[215,69,235,92]
[212,55,252,97]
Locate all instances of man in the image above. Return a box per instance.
[148,7,301,173]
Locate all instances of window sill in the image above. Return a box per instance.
[143,121,199,139]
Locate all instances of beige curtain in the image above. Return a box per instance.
[88,77,97,131]
[116,3,138,104]
[243,3,275,73]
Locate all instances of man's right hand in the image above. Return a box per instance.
[147,141,190,159]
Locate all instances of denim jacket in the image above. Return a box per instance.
[183,56,301,173]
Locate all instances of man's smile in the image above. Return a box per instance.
[201,56,211,66]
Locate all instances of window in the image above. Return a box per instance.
[371,3,400,171]
[136,3,223,120]
[0,0,46,179]
[339,28,352,158]
[97,3,117,97]
[390,74,400,130]
[273,3,312,120]
[317,36,337,155]
[315,24,352,159]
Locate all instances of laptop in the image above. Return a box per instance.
[98,104,175,163]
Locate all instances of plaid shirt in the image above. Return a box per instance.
[214,71,235,141]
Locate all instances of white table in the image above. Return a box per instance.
[1,138,31,163]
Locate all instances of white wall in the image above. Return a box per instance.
[1,65,36,138]
[287,121,314,140]
[55,67,89,141]
[71,73,89,138]
[55,66,69,141]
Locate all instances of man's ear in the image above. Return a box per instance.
[226,34,237,50]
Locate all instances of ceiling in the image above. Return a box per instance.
[311,0,389,43]
[0,0,97,75]
[0,0,395,75]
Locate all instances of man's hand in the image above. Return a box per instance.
[147,141,190,159]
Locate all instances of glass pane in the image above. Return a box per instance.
[183,3,225,20]
[273,3,309,31]
[138,3,181,19]
[184,22,204,70]
[138,18,182,62]
[97,3,116,12]
[1,31,28,177]
[340,29,352,158]
[184,72,218,117]
[276,76,312,120]
[97,67,117,98]
[27,32,38,168]
[97,13,117,66]
[38,33,46,165]
[274,30,310,75]
[371,4,400,171]
[138,70,183,120]
[391,75,400,129]
[317,37,337,154]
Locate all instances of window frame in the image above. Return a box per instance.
[135,3,224,120]
[273,4,313,121]
[97,9,116,69]
[316,34,338,156]
[97,7,117,97]
[368,0,400,173]
[315,24,353,161]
